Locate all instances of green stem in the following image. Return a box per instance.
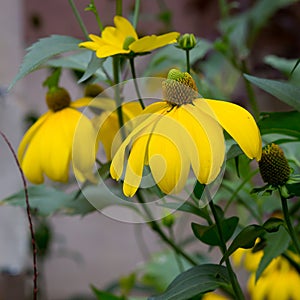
[68,0,89,39]
[90,0,103,31]
[136,191,198,266]
[113,56,125,139]
[129,57,145,109]
[218,0,229,19]
[186,49,191,74]
[116,0,122,16]
[240,60,260,120]
[133,0,141,28]
[280,190,300,256]
[206,189,245,300]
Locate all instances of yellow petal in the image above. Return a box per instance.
[18,111,51,163]
[203,99,262,160]
[123,134,149,197]
[147,109,190,194]
[71,109,98,181]
[181,104,225,184]
[114,16,138,41]
[130,32,180,53]
[110,102,168,181]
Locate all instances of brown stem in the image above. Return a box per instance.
[0,131,38,299]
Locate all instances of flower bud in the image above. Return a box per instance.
[46,87,71,112]
[177,33,197,50]
[162,213,175,228]
[258,143,291,186]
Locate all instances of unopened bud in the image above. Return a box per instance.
[177,33,197,50]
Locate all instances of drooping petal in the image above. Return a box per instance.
[147,108,190,194]
[114,16,138,41]
[181,103,225,184]
[110,109,164,181]
[38,109,74,182]
[18,111,51,163]
[130,32,180,53]
[203,99,262,160]
[123,134,149,197]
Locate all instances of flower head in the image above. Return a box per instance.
[79,16,180,58]
[259,143,291,186]
[110,69,262,197]
[18,87,97,184]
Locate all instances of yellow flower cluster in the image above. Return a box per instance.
[233,246,300,300]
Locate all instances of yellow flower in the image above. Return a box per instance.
[79,16,180,58]
[18,87,97,184]
[247,256,300,300]
[93,101,143,161]
[232,245,263,272]
[110,69,262,197]
[202,292,230,300]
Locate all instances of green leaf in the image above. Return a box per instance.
[159,202,210,220]
[148,264,230,300]
[192,217,238,246]
[140,251,193,292]
[244,74,300,111]
[78,52,105,83]
[221,225,265,264]
[226,144,243,160]
[287,182,300,196]
[91,285,125,300]
[258,111,300,139]
[9,35,82,89]
[264,55,300,81]
[1,185,95,216]
[263,217,285,233]
[256,226,290,281]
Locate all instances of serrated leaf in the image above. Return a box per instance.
[256,226,290,281]
[221,225,265,264]
[258,111,300,139]
[192,217,238,246]
[148,264,230,300]
[1,185,95,216]
[9,35,82,89]
[244,74,300,111]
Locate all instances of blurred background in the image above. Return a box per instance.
[0,0,299,299]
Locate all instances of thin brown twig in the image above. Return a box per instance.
[0,130,38,299]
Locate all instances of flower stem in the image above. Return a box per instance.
[0,131,38,300]
[279,190,300,256]
[116,0,122,16]
[113,56,125,140]
[133,0,141,28]
[186,49,191,74]
[168,227,184,272]
[136,190,198,266]
[206,189,245,300]
[90,0,103,32]
[68,0,89,39]
[129,57,145,109]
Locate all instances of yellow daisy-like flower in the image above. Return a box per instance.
[110,69,262,197]
[202,292,230,300]
[93,101,143,161]
[79,16,180,58]
[247,256,300,300]
[18,87,97,184]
